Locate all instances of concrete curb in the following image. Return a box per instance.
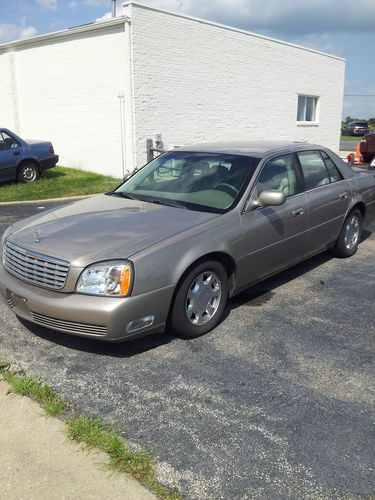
[0,194,98,207]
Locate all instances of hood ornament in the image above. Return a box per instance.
[33,229,42,243]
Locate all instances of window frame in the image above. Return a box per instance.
[244,152,304,212]
[0,131,21,150]
[294,149,345,193]
[297,94,319,124]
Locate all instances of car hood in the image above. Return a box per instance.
[7,195,218,267]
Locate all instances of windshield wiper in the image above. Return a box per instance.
[144,198,187,209]
[107,191,139,200]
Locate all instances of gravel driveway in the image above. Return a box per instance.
[0,200,374,499]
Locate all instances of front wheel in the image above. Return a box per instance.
[332,209,362,258]
[17,163,40,183]
[170,260,228,338]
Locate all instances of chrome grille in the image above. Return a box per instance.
[31,313,107,336]
[3,242,70,290]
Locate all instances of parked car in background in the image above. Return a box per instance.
[1,141,375,342]
[0,128,58,184]
[360,131,375,163]
[342,122,369,136]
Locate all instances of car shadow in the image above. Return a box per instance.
[18,229,372,357]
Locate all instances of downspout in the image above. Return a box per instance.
[123,5,136,172]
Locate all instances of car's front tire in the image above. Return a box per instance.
[17,163,40,183]
[332,209,362,258]
[170,260,228,338]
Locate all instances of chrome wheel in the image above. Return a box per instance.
[185,271,222,326]
[21,165,37,182]
[344,214,360,250]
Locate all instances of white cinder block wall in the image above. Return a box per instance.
[0,23,128,178]
[128,2,345,169]
[0,2,345,176]
[0,53,17,130]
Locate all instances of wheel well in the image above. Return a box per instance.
[166,252,237,327]
[352,202,366,218]
[17,159,40,173]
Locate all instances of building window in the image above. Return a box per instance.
[297,95,318,122]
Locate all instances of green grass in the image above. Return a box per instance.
[341,135,362,141]
[1,369,66,417]
[0,363,181,499]
[0,166,120,203]
[67,416,181,499]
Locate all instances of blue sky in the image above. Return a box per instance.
[1,0,374,120]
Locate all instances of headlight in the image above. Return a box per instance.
[76,260,133,297]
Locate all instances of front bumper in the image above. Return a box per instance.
[0,264,174,341]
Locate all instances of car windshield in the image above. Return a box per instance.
[354,122,368,127]
[113,151,260,213]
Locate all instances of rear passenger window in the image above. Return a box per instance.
[320,151,342,183]
[297,151,330,191]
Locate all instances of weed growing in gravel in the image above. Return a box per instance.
[1,370,66,417]
[0,362,181,499]
[67,415,181,500]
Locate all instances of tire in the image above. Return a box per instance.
[332,209,362,258]
[362,153,373,164]
[170,260,228,338]
[17,163,40,183]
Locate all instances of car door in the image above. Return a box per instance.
[0,131,22,181]
[296,150,351,253]
[238,153,309,288]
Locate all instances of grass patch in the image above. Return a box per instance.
[67,416,181,499]
[341,135,362,141]
[1,369,66,417]
[0,363,181,499]
[0,166,120,203]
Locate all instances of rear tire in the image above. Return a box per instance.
[332,209,362,258]
[362,153,373,164]
[170,260,228,338]
[17,163,40,183]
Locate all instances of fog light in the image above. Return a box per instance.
[126,315,154,334]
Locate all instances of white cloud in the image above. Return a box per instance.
[138,0,375,35]
[36,0,58,10]
[0,18,38,43]
[83,0,108,6]
[68,0,79,9]
[95,11,112,21]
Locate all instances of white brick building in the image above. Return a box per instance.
[0,1,345,178]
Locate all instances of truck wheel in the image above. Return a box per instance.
[332,209,362,258]
[17,163,40,183]
[170,260,228,338]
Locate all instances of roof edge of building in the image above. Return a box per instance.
[0,16,129,52]
[124,1,346,63]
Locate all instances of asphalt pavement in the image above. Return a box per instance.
[0,200,374,499]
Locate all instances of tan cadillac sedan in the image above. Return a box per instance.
[1,141,375,341]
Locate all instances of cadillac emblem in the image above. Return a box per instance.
[33,229,42,243]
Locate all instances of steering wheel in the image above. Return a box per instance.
[214,183,239,198]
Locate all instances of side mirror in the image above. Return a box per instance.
[247,190,286,211]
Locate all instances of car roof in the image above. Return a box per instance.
[176,140,328,158]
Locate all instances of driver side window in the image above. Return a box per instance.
[254,154,298,199]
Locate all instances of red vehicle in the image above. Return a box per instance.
[360,132,375,163]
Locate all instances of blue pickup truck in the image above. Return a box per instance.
[0,128,58,184]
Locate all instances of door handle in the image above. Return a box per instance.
[339,192,348,199]
[13,151,20,156]
[292,208,304,217]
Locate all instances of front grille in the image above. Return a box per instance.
[31,312,107,336]
[3,242,69,290]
